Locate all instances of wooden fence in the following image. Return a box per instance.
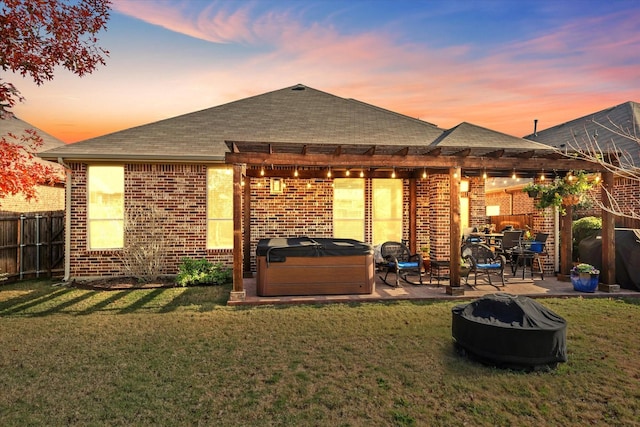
[488,214,533,232]
[0,211,65,282]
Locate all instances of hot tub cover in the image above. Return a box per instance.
[256,237,373,262]
[452,293,567,368]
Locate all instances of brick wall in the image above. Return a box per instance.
[0,185,64,213]
[68,163,234,278]
[576,177,640,227]
[248,177,333,268]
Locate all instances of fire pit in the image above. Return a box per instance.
[452,293,567,369]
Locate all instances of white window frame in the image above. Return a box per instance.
[207,166,234,249]
[87,165,124,250]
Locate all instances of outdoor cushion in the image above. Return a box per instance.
[397,261,420,269]
[476,262,501,269]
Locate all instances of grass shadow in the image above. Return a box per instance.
[0,285,75,316]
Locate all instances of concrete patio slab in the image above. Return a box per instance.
[229,270,639,306]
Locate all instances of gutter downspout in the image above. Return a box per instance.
[58,157,72,282]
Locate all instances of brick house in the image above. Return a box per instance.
[40,84,603,298]
[1,116,65,213]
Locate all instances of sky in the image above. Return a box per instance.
[9,0,640,143]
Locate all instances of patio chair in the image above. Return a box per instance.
[462,227,482,244]
[378,241,423,287]
[461,242,507,287]
[496,230,523,264]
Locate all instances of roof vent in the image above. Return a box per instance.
[291,85,306,91]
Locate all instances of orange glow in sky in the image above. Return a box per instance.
[10,0,640,143]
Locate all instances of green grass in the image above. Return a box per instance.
[1,279,639,426]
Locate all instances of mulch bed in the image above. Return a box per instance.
[72,276,177,291]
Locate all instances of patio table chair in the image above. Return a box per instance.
[496,230,523,265]
[378,241,424,287]
[461,242,507,287]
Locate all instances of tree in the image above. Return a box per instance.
[0,0,110,201]
[565,119,640,221]
[1,129,60,200]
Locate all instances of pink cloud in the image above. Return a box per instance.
[16,1,640,142]
[111,0,261,44]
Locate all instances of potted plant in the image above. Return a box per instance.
[523,170,595,215]
[570,263,600,292]
[523,182,543,198]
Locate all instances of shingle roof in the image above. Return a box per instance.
[433,122,553,155]
[526,101,640,165]
[40,84,446,162]
[1,115,66,177]
[1,115,65,152]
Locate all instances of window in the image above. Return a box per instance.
[207,167,234,249]
[333,178,365,241]
[88,165,124,249]
[372,179,402,245]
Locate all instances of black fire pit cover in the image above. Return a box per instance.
[452,293,567,369]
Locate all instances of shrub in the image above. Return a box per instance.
[120,205,173,282]
[176,258,232,287]
[572,216,602,261]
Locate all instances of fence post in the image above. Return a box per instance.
[35,214,41,278]
[19,214,25,279]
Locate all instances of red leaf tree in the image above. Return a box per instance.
[0,0,110,201]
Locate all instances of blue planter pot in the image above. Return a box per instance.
[571,273,599,293]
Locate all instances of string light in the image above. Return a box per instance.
[422,168,427,179]
[360,168,365,178]
[327,167,332,178]
[391,167,396,179]
[345,169,350,177]
[260,165,265,176]
[294,167,299,178]
[482,169,487,180]
[540,170,545,181]
[511,169,517,180]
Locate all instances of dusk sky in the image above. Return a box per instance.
[10,0,640,143]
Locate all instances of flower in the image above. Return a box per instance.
[571,263,600,275]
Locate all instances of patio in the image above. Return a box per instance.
[228,268,638,306]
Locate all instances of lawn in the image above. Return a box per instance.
[1,279,639,426]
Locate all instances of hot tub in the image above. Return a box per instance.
[256,237,375,296]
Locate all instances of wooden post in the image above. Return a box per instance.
[230,163,246,301]
[409,178,417,254]
[243,174,252,277]
[447,167,463,295]
[600,171,619,291]
[558,205,573,280]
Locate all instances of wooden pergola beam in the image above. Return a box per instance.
[226,151,601,172]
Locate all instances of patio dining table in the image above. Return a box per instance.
[469,233,504,247]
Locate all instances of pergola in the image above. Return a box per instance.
[225,140,615,301]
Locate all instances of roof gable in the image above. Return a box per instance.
[433,122,553,153]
